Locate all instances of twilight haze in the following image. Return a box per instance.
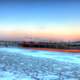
[0,0,80,41]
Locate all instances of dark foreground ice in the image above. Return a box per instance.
[0,47,80,80]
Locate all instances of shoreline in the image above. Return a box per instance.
[26,48,80,53]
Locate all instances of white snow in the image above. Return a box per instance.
[0,47,80,80]
[0,47,80,64]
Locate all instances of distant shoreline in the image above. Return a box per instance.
[27,48,80,53]
[0,41,80,53]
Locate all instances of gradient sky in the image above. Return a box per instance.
[0,0,80,41]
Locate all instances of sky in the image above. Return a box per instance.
[0,0,80,41]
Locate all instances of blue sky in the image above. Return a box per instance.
[0,0,80,26]
[0,0,80,41]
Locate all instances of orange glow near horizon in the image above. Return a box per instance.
[0,24,80,41]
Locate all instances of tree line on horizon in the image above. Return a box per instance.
[0,40,80,49]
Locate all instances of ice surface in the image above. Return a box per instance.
[0,47,80,80]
